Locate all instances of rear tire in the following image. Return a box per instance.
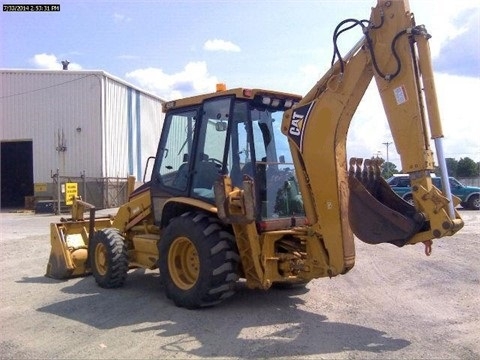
[90,228,128,288]
[159,212,239,309]
[467,194,479,210]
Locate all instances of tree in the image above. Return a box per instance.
[445,158,458,177]
[381,161,398,178]
[456,157,480,177]
[366,156,399,178]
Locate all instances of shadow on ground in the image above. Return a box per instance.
[32,269,410,358]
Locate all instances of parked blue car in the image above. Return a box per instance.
[386,174,480,210]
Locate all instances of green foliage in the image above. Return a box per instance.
[457,157,480,177]
[368,156,398,178]
[381,161,398,178]
[445,158,458,177]
[433,157,479,178]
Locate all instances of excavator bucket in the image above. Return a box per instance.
[348,158,425,247]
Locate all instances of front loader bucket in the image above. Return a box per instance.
[348,158,424,247]
[46,217,113,279]
[46,221,90,279]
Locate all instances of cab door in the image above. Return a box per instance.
[150,106,199,223]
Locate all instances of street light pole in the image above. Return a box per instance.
[382,141,393,172]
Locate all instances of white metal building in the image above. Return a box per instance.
[0,69,165,209]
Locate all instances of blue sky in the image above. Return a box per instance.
[1,0,479,168]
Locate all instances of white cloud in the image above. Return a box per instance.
[346,73,480,169]
[434,7,480,77]
[434,73,480,160]
[204,39,241,52]
[409,0,479,58]
[299,64,321,80]
[113,12,131,23]
[30,53,82,70]
[125,61,219,100]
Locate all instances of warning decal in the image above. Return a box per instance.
[393,85,408,105]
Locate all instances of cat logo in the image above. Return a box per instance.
[288,102,314,152]
[289,114,304,136]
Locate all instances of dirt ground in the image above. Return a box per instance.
[0,208,478,359]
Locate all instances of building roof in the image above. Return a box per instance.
[0,68,165,103]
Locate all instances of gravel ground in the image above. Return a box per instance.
[0,208,478,359]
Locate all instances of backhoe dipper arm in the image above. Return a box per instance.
[282,0,463,275]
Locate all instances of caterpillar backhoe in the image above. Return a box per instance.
[46,0,464,309]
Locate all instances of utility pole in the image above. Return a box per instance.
[383,141,393,172]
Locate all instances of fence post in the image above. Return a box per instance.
[81,170,86,202]
[56,169,61,215]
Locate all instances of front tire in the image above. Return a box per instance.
[90,228,128,288]
[159,212,239,309]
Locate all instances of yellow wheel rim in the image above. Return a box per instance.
[168,236,199,290]
[95,243,108,276]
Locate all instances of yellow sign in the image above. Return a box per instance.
[34,183,48,192]
[65,182,78,205]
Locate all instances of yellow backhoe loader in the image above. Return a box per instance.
[46,0,464,309]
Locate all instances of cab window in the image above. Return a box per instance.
[156,108,197,191]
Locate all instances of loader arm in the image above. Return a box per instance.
[282,0,463,274]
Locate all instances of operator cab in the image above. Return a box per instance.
[150,88,304,227]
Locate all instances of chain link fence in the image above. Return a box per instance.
[32,173,130,213]
[457,177,480,187]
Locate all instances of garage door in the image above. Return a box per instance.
[1,140,33,208]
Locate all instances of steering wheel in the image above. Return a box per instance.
[208,157,223,168]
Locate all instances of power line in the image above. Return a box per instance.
[0,74,97,100]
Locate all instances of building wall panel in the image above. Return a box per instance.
[0,70,103,182]
[103,77,129,178]
[139,93,164,180]
[103,77,164,180]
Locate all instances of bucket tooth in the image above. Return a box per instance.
[373,158,381,178]
[349,157,357,176]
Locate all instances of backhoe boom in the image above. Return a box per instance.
[282,0,463,275]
